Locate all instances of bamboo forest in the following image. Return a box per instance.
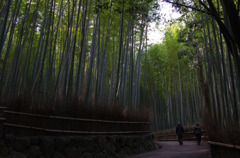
[1,0,240,149]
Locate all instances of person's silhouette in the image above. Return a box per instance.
[176,122,184,145]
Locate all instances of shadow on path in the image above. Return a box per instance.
[128,141,211,158]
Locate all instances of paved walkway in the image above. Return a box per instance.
[128,141,211,158]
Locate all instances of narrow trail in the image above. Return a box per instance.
[129,141,211,158]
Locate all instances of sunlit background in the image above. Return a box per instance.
[148,1,181,44]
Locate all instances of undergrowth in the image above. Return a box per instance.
[203,113,240,158]
[1,96,153,122]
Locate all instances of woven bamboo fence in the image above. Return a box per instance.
[0,108,151,136]
[154,128,208,141]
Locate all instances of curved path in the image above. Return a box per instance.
[129,141,211,158]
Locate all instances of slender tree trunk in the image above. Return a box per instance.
[0,0,11,56]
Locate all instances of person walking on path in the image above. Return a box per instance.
[176,122,184,145]
[194,122,203,145]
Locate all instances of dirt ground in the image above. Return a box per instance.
[128,141,211,158]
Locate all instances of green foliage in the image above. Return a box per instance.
[145,22,202,129]
[0,0,160,113]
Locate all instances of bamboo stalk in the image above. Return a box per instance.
[154,130,207,137]
[0,118,6,121]
[4,123,45,131]
[46,129,151,135]
[157,137,200,141]
[4,110,48,118]
[49,116,151,124]
[157,134,176,137]
[208,141,240,150]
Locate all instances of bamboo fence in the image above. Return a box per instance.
[0,106,6,137]
[154,130,208,141]
[0,108,151,136]
[208,141,240,150]
[154,129,240,151]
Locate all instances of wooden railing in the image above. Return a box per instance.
[154,129,240,152]
[0,106,7,137]
[154,128,208,141]
[0,107,151,136]
[208,141,240,150]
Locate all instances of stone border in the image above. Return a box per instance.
[0,134,155,158]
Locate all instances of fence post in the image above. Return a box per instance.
[0,106,7,137]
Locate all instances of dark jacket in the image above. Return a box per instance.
[194,125,202,135]
[176,124,184,135]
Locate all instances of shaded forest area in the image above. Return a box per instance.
[0,0,157,122]
[0,0,240,145]
[161,0,240,151]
